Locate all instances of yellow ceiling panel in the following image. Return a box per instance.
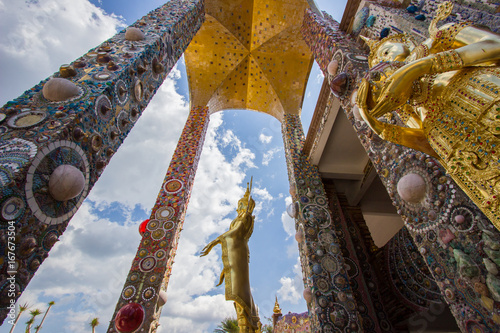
[246,55,284,119]
[252,26,312,114]
[205,0,254,49]
[207,57,250,112]
[185,0,315,120]
[185,15,249,107]
[250,0,309,50]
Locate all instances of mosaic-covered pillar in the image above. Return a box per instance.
[108,105,209,333]
[281,114,362,333]
[0,0,204,323]
[302,8,500,332]
[323,182,396,332]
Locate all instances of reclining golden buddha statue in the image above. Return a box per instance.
[356,1,500,229]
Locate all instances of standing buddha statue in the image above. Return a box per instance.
[200,179,262,333]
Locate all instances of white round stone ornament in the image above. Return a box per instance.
[157,290,168,307]
[327,59,339,76]
[48,164,86,201]
[303,288,313,303]
[397,173,427,203]
[42,78,79,102]
[295,229,304,243]
[125,27,145,41]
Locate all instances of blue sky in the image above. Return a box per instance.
[0,0,347,332]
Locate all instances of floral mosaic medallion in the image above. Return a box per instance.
[0,138,37,187]
[164,179,183,194]
[1,197,25,221]
[302,204,331,228]
[25,140,89,225]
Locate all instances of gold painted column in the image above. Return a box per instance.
[281,114,362,332]
[108,106,209,333]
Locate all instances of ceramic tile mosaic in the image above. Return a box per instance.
[281,114,363,332]
[302,5,500,331]
[275,311,311,332]
[0,0,204,322]
[108,106,209,332]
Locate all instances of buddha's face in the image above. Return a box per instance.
[370,42,410,67]
[237,200,255,215]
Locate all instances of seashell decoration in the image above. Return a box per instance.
[48,164,85,201]
[42,78,79,102]
[125,27,145,41]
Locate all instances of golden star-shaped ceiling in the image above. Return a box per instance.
[184,0,316,120]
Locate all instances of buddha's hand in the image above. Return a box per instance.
[356,79,391,138]
[356,79,381,130]
[356,78,370,113]
[369,66,418,117]
[372,56,436,117]
[356,75,401,119]
[200,238,220,257]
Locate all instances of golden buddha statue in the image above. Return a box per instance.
[356,1,500,229]
[200,179,262,333]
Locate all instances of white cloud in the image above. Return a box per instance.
[287,243,299,258]
[315,68,325,84]
[277,257,303,304]
[160,295,234,333]
[262,147,281,166]
[221,129,238,147]
[281,196,295,238]
[13,201,141,332]
[0,0,125,105]
[259,133,272,144]
[253,187,273,202]
[87,65,189,209]
[251,186,275,221]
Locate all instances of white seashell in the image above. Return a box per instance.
[125,27,145,41]
[49,164,85,201]
[287,202,297,218]
[484,258,499,275]
[397,173,427,203]
[352,105,363,122]
[42,78,79,101]
[327,59,339,76]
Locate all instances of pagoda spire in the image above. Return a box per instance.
[272,295,282,329]
[273,296,282,315]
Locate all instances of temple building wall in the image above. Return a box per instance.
[274,311,311,333]
[352,0,500,43]
[301,1,500,331]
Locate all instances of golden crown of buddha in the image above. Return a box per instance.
[238,179,255,213]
